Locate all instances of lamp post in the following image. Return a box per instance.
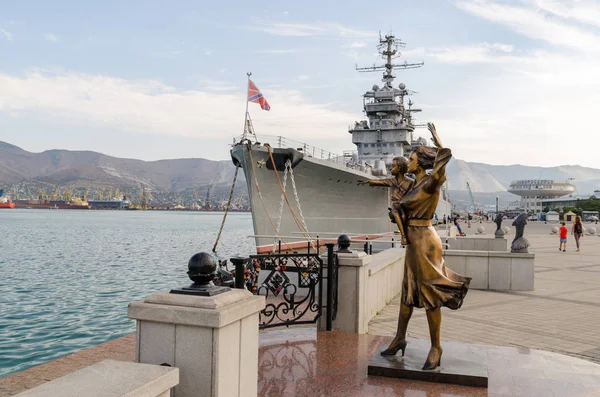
[496,196,499,215]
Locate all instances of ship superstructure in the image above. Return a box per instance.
[350,34,425,174]
[230,33,451,253]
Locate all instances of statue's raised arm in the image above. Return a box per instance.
[427,123,451,187]
[428,122,443,149]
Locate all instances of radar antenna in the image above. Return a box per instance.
[406,98,424,127]
[355,32,424,84]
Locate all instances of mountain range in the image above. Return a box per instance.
[1,141,598,204]
[0,141,238,192]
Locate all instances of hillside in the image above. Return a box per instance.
[2,141,598,205]
[0,141,241,192]
[446,159,600,194]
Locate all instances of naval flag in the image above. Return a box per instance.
[247,79,271,111]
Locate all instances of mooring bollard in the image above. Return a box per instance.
[325,243,335,331]
[229,257,247,290]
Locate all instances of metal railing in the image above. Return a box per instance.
[252,134,362,170]
[227,243,338,331]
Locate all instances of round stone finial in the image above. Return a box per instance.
[337,234,352,252]
[588,227,597,235]
[476,226,485,234]
[187,252,217,286]
[551,226,559,234]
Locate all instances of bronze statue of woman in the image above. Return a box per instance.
[381,123,471,370]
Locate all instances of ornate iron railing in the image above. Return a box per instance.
[222,244,338,330]
[251,252,323,329]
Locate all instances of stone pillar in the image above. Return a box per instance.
[128,289,265,397]
[318,251,372,333]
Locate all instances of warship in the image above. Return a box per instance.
[230,33,451,253]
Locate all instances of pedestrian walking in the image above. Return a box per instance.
[572,215,584,252]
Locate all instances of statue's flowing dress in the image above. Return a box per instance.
[399,148,471,310]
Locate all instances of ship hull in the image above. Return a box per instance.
[0,203,15,209]
[14,200,91,210]
[231,142,451,253]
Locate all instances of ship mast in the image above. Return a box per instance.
[355,32,424,84]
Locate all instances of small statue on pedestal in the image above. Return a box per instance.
[511,213,531,253]
[494,213,505,238]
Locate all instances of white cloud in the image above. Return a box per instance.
[204,48,212,55]
[523,0,600,28]
[415,42,517,64]
[406,40,600,166]
[349,41,367,48]
[295,75,309,81]
[456,0,600,53]
[242,20,376,38]
[244,22,324,36]
[487,42,513,52]
[44,33,58,42]
[0,70,359,146]
[0,28,13,40]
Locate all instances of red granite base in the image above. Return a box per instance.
[3,328,600,397]
[258,329,485,397]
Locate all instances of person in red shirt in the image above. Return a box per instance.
[559,222,568,252]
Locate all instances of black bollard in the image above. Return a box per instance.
[170,252,230,296]
[230,257,248,290]
[337,234,352,253]
[325,243,335,331]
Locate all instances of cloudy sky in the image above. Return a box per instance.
[0,0,597,167]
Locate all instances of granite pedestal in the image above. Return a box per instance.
[368,340,488,388]
[128,288,265,397]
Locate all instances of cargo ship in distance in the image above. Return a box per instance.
[14,197,91,210]
[231,33,451,253]
[0,194,15,208]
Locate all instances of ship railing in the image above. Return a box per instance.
[289,231,402,255]
[253,134,360,170]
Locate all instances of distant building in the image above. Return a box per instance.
[541,190,600,211]
[508,179,575,214]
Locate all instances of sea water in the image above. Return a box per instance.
[0,209,254,377]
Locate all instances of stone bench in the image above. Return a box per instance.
[14,359,179,397]
[443,250,534,291]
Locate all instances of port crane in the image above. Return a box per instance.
[466,182,479,214]
[52,185,61,201]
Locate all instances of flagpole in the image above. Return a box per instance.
[243,72,251,140]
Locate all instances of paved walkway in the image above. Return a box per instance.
[368,220,600,364]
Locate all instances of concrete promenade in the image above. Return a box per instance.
[368,219,600,364]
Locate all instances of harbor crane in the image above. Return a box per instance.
[466,182,478,214]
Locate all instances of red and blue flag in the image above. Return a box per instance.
[247,80,270,111]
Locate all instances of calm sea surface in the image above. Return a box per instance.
[0,209,254,378]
